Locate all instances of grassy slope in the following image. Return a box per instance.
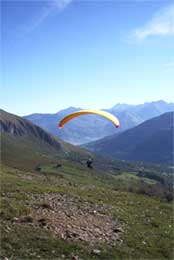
[1,131,90,171]
[0,109,90,171]
[1,161,173,260]
[1,110,173,259]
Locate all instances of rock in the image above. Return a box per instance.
[13,217,19,222]
[66,230,79,239]
[35,165,41,171]
[92,249,101,255]
[94,228,101,233]
[54,163,62,168]
[38,218,47,227]
[113,227,124,233]
[24,192,125,246]
[40,203,53,210]
[21,215,33,223]
[117,238,123,243]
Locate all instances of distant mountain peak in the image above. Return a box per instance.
[153,100,166,104]
[56,106,81,115]
[112,100,169,109]
[111,103,131,111]
[23,100,174,145]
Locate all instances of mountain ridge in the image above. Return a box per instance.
[0,109,90,170]
[84,112,174,164]
[24,100,174,145]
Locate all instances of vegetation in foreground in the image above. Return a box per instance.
[0,159,173,260]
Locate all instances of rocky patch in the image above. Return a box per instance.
[14,192,125,246]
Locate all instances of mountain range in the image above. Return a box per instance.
[0,109,138,173]
[24,100,174,145]
[84,112,174,165]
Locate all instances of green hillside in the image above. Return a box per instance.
[0,109,90,170]
[1,163,173,260]
[1,110,173,259]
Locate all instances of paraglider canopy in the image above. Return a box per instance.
[58,109,120,128]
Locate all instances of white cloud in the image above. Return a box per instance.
[53,0,73,11]
[132,4,174,40]
[25,0,73,32]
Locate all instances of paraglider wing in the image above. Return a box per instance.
[58,109,120,128]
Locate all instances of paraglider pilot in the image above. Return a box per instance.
[86,157,93,169]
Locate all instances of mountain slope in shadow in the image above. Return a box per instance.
[84,112,174,164]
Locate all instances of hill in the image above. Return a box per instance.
[0,109,144,173]
[84,112,174,164]
[24,100,174,145]
[1,110,173,259]
[0,109,90,170]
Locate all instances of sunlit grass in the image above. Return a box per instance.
[1,163,173,259]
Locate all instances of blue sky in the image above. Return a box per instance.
[1,0,174,116]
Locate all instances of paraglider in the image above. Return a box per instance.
[86,157,93,169]
[58,109,120,128]
[58,109,119,169]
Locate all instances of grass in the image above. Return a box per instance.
[1,107,173,259]
[1,162,173,259]
[1,224,99,260]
